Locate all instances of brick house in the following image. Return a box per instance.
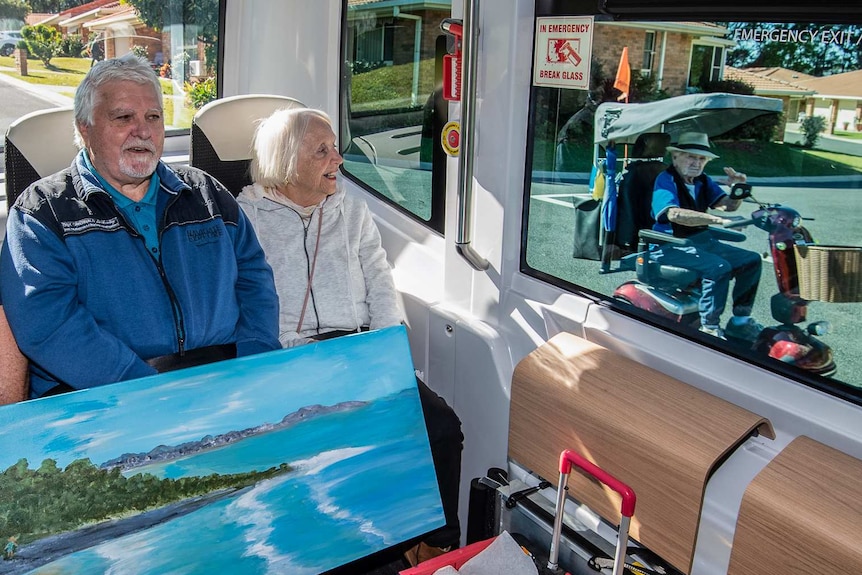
[592,21,734,97]
[723,66,814,134]
[346,0,447,66]
[796,70,862,133]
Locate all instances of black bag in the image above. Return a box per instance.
[572,197,602,260]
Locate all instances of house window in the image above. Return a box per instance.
[642,31,656,75]
[352,22,395,66]
[688,44,725,89]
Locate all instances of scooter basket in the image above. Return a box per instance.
[795,245,862,303]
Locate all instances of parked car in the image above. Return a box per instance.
[0,30,23,57]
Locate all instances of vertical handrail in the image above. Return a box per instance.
[455,0,489,271]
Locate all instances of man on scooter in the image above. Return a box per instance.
[651,132,763,341]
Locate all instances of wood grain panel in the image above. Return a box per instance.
[508,332,773,573]
[728,435,862,575]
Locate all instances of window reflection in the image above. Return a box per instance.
[0,0,218,136]
[341,0,451,228]
[525,19,862,394]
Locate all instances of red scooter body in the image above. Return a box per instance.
[614,187,836,376]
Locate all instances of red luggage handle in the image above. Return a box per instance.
[558,450,636,517]
[548,450,637,575]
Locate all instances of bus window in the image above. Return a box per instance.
[340,0,450,232]
[522,11,862,400]
[0,0,220,140]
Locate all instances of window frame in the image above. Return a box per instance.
[524,0,862,408]
[337,0,448,235]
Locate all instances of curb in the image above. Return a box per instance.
[0,67,74,107]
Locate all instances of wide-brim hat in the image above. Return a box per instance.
[666,131,719,159]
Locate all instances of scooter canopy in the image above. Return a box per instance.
[593,92,784,147]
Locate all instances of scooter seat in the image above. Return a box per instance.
[639,260,700,288]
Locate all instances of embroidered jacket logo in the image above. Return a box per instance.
[61,217,122,235]
[187,224,223,245]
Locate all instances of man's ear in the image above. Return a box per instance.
[77,121,89,145]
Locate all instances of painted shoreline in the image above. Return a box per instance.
[0,486,250,575]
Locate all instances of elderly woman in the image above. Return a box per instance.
[238,107,401,346]
[238,107,463,561]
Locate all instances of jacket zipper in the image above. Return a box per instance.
[108,190,186,356]
[158,191,186,355]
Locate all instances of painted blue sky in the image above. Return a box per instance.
[0,326,417,471]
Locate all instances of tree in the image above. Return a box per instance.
[21,23,61,65]
[0,0,28,21]
[25,1,89,11]
[726,22,862,76]
[121,0,219,73]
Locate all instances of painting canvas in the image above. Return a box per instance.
[0,326,445,574]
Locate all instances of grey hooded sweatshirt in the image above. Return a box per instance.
[238,183,402,347]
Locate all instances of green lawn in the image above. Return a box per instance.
[707,140,862,177]
[536,137,862,178]
[0,55,90,86]
[0,56,194,128]
[833,130,862,140]
[350,58,435,113]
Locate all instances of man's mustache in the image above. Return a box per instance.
[123,140,157,153]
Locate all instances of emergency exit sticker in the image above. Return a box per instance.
[533,16,593,90]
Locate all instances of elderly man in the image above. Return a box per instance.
[0,54,280,399]
[651,131,763,341]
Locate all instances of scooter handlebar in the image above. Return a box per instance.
[723,218,757,229]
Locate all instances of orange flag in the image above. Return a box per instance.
[614,47,631,102]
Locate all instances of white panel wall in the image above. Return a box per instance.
[222,0,342,119]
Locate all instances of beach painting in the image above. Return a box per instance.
[0,326,445,574]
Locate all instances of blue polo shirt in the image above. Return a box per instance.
[83,151,161,257]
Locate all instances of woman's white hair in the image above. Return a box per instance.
[73,53,163,148]
[250,107,332,188]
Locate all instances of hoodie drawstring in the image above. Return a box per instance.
[296,205,323,333]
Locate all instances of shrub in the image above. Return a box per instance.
[21,24,61,67]
[59,33,85,58]
[350,60,385,74]
[703,77,781,142]
[130,44,149,60]
[185,76,217,109]
[800,115,827,148]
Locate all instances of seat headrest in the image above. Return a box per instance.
[192,94,305,161]
[632,133,671,159]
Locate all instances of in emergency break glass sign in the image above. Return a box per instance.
[533,16,593,89]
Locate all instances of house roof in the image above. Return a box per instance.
[25,13,53,26]
[64,0,117,17]
[742,67,815,84]
[724,66,814,97]
[84,5,139,30]
[60,3,123,28]
[797,69,862,99]
[34,0,118,26]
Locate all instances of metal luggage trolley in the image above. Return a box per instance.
[547,450,636,575]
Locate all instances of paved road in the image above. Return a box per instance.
[528,183,862,388]
[0,70,72,136]
[784,123,862,156]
